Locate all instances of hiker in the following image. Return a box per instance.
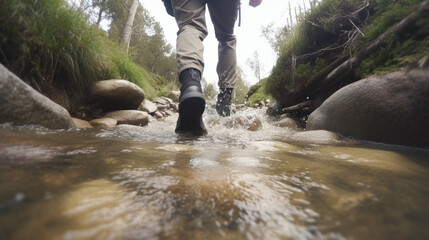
[164,0,263,135]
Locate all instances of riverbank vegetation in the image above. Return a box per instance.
[0,0,176,114]
[246,0,429,109]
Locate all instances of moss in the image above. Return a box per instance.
[262,0,426,106]
[356,7,429,79]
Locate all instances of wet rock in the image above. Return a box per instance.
[164,110,174,116]
[247,141,300,152]
[160,96,174,105]
[90,79,145,110]
[139,99,157,114]
[0,64,75,129]
[153,97,170,106]
[333,192,378,211]
[235,104,246,111]
[89,117,117,128]
[105,110,149,126]
[114,124,146,131]
[162,114,178,124]
[292,130,342,144]
[225,116,262,131]
[156,104,169,111]
[148,114,157,123]
[171,103,179,111]
[274,117,301,130]
[153,111,164,119]
[307,69,429,149]
[266,101,283,116]
[71,118,92,129]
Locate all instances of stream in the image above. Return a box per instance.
[1,108,429,240]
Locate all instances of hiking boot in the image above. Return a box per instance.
[216,88,233,117]
[175,68,207,136]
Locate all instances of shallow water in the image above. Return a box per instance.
[1,108,429,240]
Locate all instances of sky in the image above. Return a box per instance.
[141,0,307,87]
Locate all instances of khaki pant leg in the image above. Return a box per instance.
[172,0,208,75]
[207,0,240,88]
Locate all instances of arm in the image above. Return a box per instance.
[249,0,262,7]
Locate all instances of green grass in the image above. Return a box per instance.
[0,0,174,112]
[0,0,100,89]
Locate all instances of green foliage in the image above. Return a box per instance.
[261,23,291,54]
[233,68,250,104]
[99,38,173,99]
[0,0,101,91]
[246,78,272,106]
[130,21,177,83]
[363,0,423,41]
[202,81,217,104]
[354,0,428,77]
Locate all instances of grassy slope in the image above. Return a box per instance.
[0,0,174,115]
[247,0,428,106]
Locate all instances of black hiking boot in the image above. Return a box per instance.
[175,68,207,136]
[216,88,233,117]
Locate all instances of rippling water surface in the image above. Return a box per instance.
[1,108,429,240]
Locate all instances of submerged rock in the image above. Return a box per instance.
[229,116,262,131]
[71,118,92,129]
[292,130,342,145]
[89,117,117,128]
[273,117,302,130]
[0,64,75,129]
[307,69,429,149]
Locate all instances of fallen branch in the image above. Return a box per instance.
[282,100,313,112]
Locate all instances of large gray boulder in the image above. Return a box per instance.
[90,79,145,110]
[307,69,429,149]
[0,64,75,129]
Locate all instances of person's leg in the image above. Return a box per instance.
[173,0,207,74]
[172,0,208,135]
[207,0,240,116]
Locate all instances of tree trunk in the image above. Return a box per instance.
[119,0,139,54]
[96,6,105,27]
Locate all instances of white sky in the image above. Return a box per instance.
[141,0,306,86]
